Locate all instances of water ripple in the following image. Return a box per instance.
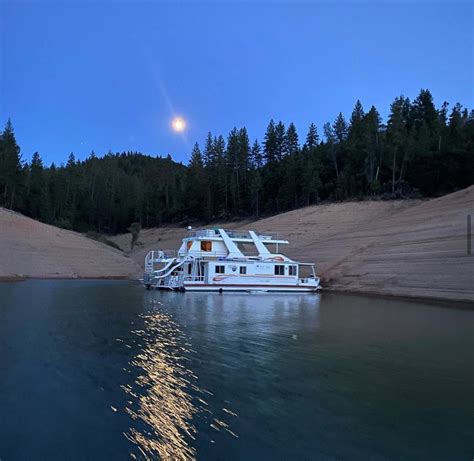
[121,305,237,460]
[122,310,199,460]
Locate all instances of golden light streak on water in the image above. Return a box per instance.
[121,304,238,461]
[123,311,199,460]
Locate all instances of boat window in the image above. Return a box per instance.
[289,265,297,276]
[215,265,225,274]
[240,266,247,274]
[187,264,192,274]
[274,265,285,275]
[201,241,212,251]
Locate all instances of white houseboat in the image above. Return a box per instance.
[143,228,320,292]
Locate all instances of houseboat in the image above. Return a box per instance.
[143,228,320,292]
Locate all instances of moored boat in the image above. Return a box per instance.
[143,228,320,292]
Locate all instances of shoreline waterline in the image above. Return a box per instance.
[1,276,473,308]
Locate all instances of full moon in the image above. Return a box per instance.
[171,116,186,133]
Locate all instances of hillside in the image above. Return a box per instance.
[0,208,140,280]
[251,187,473,302]
[1,186,472,303]
[112,186,474,303]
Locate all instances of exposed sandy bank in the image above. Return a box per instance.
[112,186,474,303]
[0,208,140,280]
[2,186,471,303]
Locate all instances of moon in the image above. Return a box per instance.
[171,116,186,133]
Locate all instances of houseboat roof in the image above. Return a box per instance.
[186,228,289,245]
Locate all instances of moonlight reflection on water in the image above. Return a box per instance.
[123,309,200,459]
[122,301,236,460]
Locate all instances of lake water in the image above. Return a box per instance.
[0,280,473,460]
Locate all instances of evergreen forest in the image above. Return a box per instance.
[1,89,472,234]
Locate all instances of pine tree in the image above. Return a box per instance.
[248,139,263,216]
[304,123,319,150]
[364,106,383,191]
[348,100,365,149]
[213,135,228,216]
[250,139,263,169]
[387,96,410,194]
[262,120,285,212]
[301,123,321,204]
[63,152,79,227]
[202,132,215,167]
[237,127,251,212]
[27,152,50,221]
[438,101,449,151]
[226,128,241,212]
[263,119,277,163]
[411,89,438,150]
[66,152,76,168]
[412,89,438,131]
[274,121,286,160]
[349,100,365,136]
[345,100,368,195]
[285,123,299,156]
[282,123,301,207]
[323,121,338,178]
[0,119,22,209]
[201,132,216,215]
[448,103,464,149]
[333,113,348,143]
[185,143,209,219]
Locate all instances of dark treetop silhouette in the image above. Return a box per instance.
[1,90,473,234]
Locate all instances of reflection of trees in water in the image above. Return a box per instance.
[123,310,200,460]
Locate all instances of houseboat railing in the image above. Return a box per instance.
[178,250,228,258]
[145,250,177,272]
[187,229,280,240]
[188,229,220,238]
[183,275,205,282]
[147,250,177,260]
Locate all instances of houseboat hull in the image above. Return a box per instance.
[182,284,320,292]
[145,280,320,292]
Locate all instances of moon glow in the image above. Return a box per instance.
[171,117,186,133]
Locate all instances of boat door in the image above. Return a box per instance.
[199,262,208,283]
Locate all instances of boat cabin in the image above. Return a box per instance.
[144,228,320,292]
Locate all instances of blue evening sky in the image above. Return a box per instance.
[1,1,473,165]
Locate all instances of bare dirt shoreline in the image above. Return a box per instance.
[1,186,473,304]
[0,208,141,280]
[111,186,474,305]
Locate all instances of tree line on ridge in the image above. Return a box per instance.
[0,89,472,234]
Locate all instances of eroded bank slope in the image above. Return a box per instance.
[113,186,474,303]
[0,208,140,280]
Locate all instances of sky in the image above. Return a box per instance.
[1,0,473,166]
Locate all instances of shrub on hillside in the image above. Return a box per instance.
[85,231,122,251]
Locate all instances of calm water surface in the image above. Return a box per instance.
[0,280,473,460]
